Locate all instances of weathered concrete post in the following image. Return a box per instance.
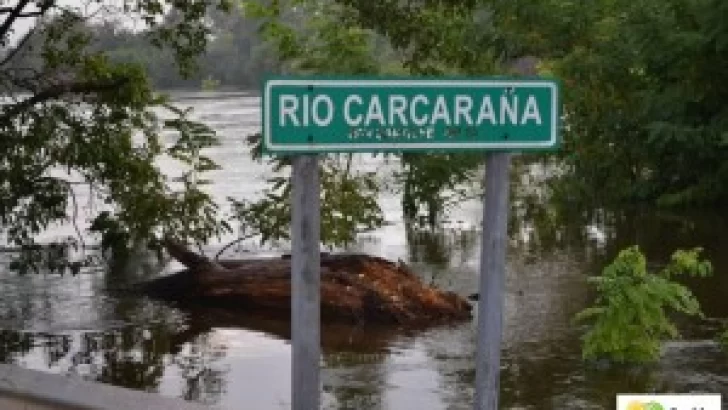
[291,154,321,410]
[473,152,511,410]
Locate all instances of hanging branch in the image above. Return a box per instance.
[0,78,128,124]
[214,232,257,260]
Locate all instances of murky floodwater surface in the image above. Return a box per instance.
[0,92,726,409]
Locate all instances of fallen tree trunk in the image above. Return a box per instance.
[137,239,472,327]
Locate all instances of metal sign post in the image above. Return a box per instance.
[290,154,321,410]
[261,75,560,410]
[474,152,511,410]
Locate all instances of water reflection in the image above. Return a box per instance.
[0,325,229,405]
[0,93,726,409]
[406,225,480,267]
[1,205,726,409]
[324,354,388,410]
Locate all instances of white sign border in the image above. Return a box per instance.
[263,79,559,152]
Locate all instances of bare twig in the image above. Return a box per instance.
[214,233,257,260]
[0,0,54,67]
[0,0,32,41]
[0,10,45,18]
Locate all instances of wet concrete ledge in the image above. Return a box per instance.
[0,364,219,410]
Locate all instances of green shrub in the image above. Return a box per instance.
[719,329,728,351]
[574,246,712,364]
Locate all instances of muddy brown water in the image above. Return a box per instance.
[0,92,726,409]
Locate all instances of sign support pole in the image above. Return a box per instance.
[291,154,321,410]
[473,152,511,410]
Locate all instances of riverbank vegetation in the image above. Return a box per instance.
[1,0,236,256]
[574,246,713,364]
[4,0,727,250]
[228,0,728,246]
[2,0,728,361]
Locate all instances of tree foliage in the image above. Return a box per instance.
[532,0,728,207]
[235,0,487,246]
[0,0,234,266]
[4,0,728,268]
[86,2,279,89]
[221,0,386,249]
[336,0,728,209]
[230,148,383,248]
[574,246,713,364]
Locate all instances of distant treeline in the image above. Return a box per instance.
[5,3,405,91]
[4,5,282,91]
[96,7,281,90]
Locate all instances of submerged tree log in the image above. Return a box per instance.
[138,239,473,327]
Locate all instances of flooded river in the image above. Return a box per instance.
[0,92,726,409]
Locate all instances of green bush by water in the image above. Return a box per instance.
[720,329,728,351]
[574,246,712,364]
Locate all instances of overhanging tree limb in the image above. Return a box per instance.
[0,10,47,18]
[0,78,129,123]
[0,0,235,254]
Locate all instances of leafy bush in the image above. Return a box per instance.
[574,246,712,364]
[719,329,728,351]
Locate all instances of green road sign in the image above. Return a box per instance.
[262,76,560,154]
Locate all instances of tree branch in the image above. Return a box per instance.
[0,78,129,123]
[0,10,44,18]
[0,0,32,42]
[214,232,257,260]
[0,24,36,67]
[0,0,54,68]
[0,0,54,45]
